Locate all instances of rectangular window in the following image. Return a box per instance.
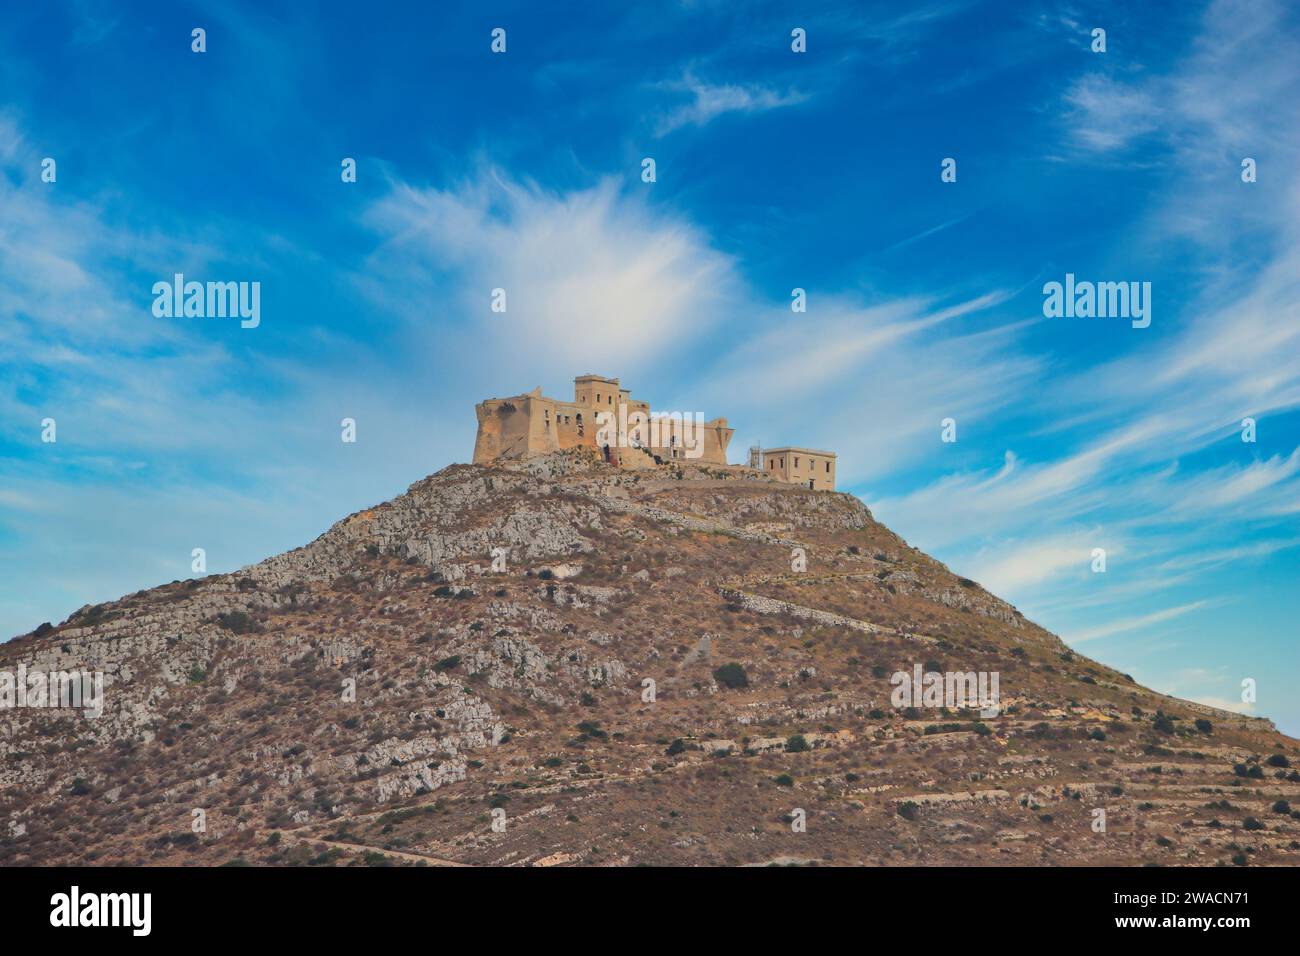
[826,461,830,473]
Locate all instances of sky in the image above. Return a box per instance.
[1,0,1297,733]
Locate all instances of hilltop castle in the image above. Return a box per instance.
[473,374,836,490]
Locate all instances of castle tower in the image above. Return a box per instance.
[472,374,748,471]
[573,374,620,410]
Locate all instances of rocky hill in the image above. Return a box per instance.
[3,450,1298,866]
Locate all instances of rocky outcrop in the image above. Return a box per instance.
[2,450,1295,868]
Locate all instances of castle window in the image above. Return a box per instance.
[795,457,800,468]
[826,461,830,473]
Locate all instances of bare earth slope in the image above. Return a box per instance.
[3,451,1298,866]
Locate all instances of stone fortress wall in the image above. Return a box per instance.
[473,373,835,490]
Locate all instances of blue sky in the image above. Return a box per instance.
[2,0,1298,733]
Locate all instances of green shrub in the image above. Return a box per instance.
[216,611,253,634]
[712,663,749,689]
[785,734,810,753]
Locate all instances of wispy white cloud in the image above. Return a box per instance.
[874,0,1300,597]
[972,530,1111,593]
[0,113,471,637]
[884,214,971,253]
[360,170,739,382]
[694,291,1038,484]
[654,73,808,135]
[1070,600,1212,643]
[1063,73,1161,153]
[1155,537,1300,573]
